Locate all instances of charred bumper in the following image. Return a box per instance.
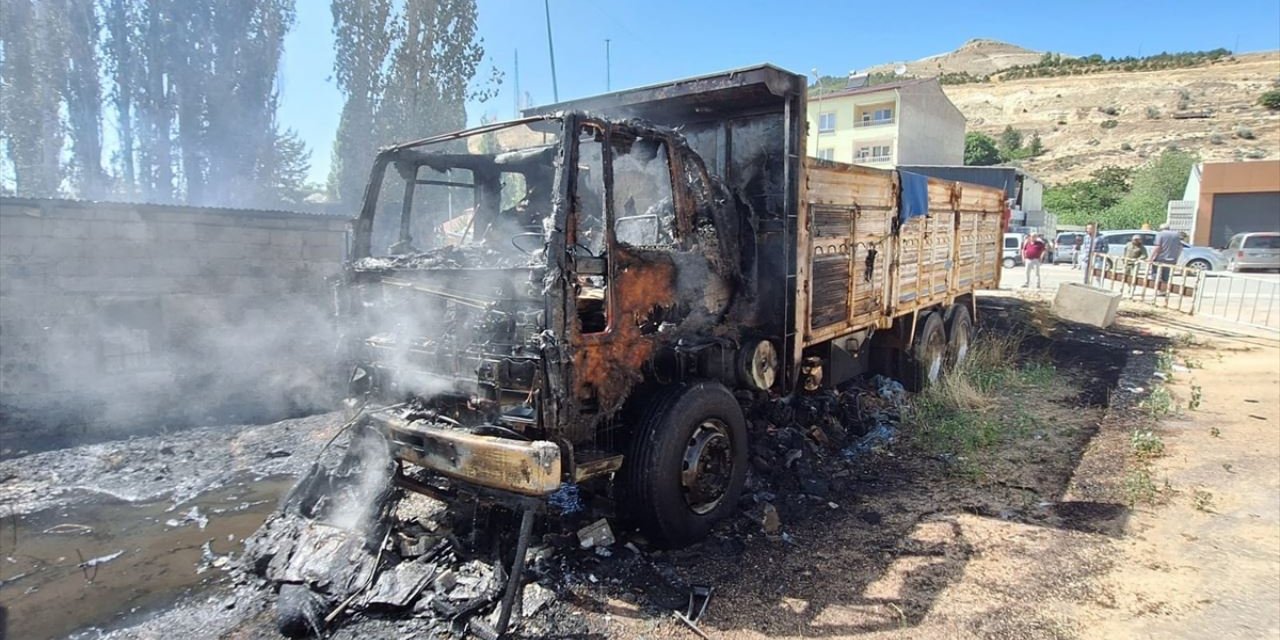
[368,411,562,497]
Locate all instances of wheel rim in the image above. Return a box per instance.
[951,322,971,367]
[680,419,734,515]
[1188,260,1208,271]
[925,330,946,384]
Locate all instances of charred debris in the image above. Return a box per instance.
[242,376,906,638]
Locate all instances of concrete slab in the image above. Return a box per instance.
[1053,282,1122,328]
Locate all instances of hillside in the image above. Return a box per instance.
[865,38,1047,77]
[863,40,1280,184]
[943,51,1280,183]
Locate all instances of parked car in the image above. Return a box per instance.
[1225,232,1280,272]
[1053,232,1085,264]
[1097,229,1223,271]
[1002,233,1023,268]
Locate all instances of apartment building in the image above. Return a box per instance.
[807,77,965,167]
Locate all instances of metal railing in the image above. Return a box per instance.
[1193,270,1280,331]
[1089,256,1279,330]
[853,117,895,128]
[1089,256,1202,314]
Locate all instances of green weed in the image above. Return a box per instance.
[1131,429,1166,459]
[1188,384,1203,411]
[1210,426,1221,438]
[1124,468,1159,506]
[1143,387,1175,418]
[1019,360,1057,388]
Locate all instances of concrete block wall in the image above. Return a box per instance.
[0,197,350,450]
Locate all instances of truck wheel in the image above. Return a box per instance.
[1002,257,1016,268]
[945,304,973,370]
[905,312,946,392]
[621,382,747,548]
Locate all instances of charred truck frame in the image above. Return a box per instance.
[337,64,1002,562]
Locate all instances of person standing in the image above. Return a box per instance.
[1124,234,1148,297]
[1021,232,1047,289]
[1151,223,1184,296]
[1082,224,1109,285]
[1071,234,1083,269]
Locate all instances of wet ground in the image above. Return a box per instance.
[0,297,1172,639]
[0,413,344,639]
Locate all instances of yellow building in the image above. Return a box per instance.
[806,78,965,167]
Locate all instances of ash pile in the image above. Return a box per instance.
[238,376,904,638]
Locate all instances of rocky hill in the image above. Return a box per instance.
[866,38,1047,78]
[865,40,1280,185]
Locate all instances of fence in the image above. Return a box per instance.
[1088,256,1280,331]
[1194,271,1280,331]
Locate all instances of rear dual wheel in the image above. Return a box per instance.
[905,303,973,391]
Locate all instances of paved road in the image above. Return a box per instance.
[996,262,1280,329]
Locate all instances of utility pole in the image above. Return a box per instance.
[605,39,612,91]
[544,0,559,102]
[514,49,521,117]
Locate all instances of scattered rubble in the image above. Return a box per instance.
[576,518,616,549]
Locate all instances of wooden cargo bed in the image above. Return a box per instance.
[798,159,1004,348]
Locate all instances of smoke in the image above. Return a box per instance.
[0,208,344,453]
[0,290,340,451]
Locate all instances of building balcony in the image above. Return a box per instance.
[854,117,895,128]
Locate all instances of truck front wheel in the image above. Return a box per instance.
[621,382,748,548]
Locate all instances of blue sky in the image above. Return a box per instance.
[278,0,1280,184]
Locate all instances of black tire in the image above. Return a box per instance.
[905,311,946,392]
[277,583,325,638]
[945,304,973,371]
[621,381,748,548]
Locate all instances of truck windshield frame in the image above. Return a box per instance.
[350,116,566,262]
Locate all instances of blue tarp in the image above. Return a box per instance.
[899,170,930,222]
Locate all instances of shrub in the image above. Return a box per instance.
[1260,89,1280,110]
[1145,106,1161,119]
[1235,126,1255,139]
[1099,106,1120,116]
[1244,149,1267,159]
[1100,119,1119,129]
[1121,142,1134,151]
[1209,133,1225,145]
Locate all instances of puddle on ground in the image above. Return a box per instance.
[0,476,293,640]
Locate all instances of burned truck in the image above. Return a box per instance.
[335,65,1004,550]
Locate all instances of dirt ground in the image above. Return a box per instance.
[4,298,1278,640]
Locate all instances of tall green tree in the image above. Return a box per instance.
[63,0,108,197]
[102,0,140,196]
[964,131,1001,166]
[0,0,69,197]
[998,125,1022,160]
[328,0,397,206]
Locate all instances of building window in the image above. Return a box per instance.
[818,112,836,132]
[817,148,835,161]
[855,144,892,163]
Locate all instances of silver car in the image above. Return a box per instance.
[1226,232,1280,272]
[1098,229,1223,271]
